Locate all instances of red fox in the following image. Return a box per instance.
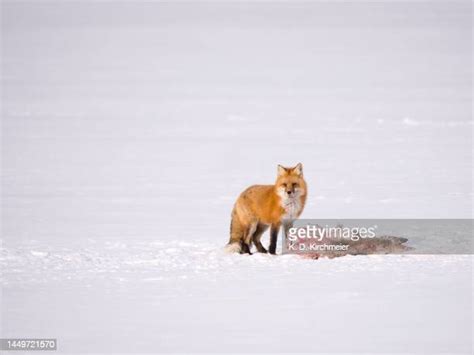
[226,163,307,254]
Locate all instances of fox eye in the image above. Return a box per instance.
[293,183,299,188]
[282,183,287,188]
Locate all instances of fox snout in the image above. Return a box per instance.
[283,182,300,196]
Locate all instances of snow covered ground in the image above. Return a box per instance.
[1,0,472,353]
[1,241,472,353]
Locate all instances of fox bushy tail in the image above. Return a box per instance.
[225,209,244,253]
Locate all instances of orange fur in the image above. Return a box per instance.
[226,163,307,254]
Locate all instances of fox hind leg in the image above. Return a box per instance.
[242,221,258,255]
[252,224,269,253]
[240,240,251,254]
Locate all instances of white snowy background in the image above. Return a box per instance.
[1,0,472,353]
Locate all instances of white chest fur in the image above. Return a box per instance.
[280,197,303,220]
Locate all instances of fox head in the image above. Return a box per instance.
[275,163,307,199]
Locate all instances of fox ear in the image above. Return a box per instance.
[293,163,303,176]
[277,164,287,176]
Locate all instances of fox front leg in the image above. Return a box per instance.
[269,223,280,255]
[281,220,294,254]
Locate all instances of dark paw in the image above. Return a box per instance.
[240,243,252,255]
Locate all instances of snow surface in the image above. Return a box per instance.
[1,0,473,353]
[1,240,472,353]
